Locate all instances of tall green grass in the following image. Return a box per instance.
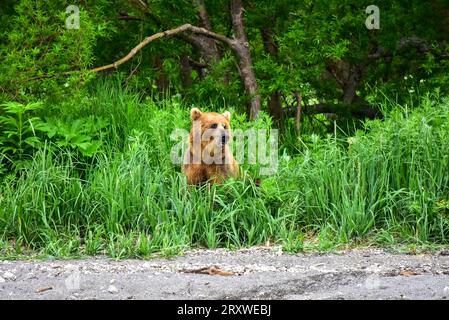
[0,83,448,258]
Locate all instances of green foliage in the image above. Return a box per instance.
[1,1,449,257]
[0,100,108,173]
[187,53,243,108]
[0,101,46,170]
[40,117,108,157]
[0,0,112,102]
[0,84,448,257]
[2,0,448,113]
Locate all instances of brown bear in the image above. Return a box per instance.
[183,107,239,184]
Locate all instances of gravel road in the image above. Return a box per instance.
[1,247,449,300]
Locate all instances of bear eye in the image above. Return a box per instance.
[210,123,218,129]
[223,124,227,129]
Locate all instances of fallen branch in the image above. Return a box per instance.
[179,265,235,276]
[36,286,53,293]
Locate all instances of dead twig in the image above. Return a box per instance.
[179,265,235,276]
[36,286,53,293]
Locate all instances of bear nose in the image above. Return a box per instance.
[221,134,227,144]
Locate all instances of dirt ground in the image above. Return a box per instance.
[1,247,449,300]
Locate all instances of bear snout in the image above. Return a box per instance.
[220,132,230,146]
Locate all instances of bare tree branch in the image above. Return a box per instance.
[230,0,261,120]
[26,14,261,120]
[90,24,233,73]
[26,24,228,80]
[196,0,213,30]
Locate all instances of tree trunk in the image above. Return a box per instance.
[180,0,231,86]
[261,27,282,122]
[267,91,282,122]
[183,0,221,69]
[128,0,220,72]
[294,92,302,134]
[325,59,382,118]
[103,2,260,118]
[180,55,192,88]
[230,0,261,120]
[154,56,169,92]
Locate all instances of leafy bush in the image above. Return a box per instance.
[0,101,46,170]
[0,0,112,102]
[40,117,108,157]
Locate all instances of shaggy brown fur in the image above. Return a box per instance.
[183,108,239,184]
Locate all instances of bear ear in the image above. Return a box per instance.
[190,108,202,121]
[223,111,231,121]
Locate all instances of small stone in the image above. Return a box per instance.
[0,276,5,283]
[110,279,115,284]
[108,285,118,294]
[440,250,449,256]
[3,272,16,280]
